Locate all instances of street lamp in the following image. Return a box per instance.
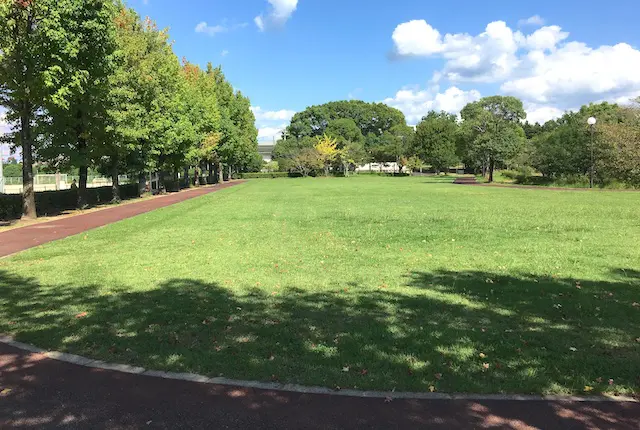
[587,117,597,189]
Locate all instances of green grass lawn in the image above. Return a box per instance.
[1,176,639,396]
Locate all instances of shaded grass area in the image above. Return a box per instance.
[0,176,639,395]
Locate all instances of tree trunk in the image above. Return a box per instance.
[208,162,214,184]
[20,104,37,219]
[78,164,88,208]
[217,161,223,184]
[228,164,232,181]
[138,173,146,194]
[110,157,120,203]
[183,167,189,188]
[488,157,495,183]
[158,171,166,193]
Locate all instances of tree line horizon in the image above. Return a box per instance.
[270,97,639,186]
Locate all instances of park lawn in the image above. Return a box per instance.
[0,176,639,396]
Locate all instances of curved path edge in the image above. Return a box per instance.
[1,335,636,403]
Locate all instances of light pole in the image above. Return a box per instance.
[587,117,597,189]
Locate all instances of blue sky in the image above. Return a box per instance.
[2,0,640,152]
[124,0,640,141]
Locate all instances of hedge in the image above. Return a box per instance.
[0,183,140,221]
[236,172,291,179]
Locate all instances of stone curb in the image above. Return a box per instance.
[1,335,637,403]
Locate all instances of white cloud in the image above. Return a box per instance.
[195,22,226,36]
[518,15,545,27]
[254,16,264,31]
[251,106,296,122]
[393,20,444,56]
[390,18,640,123]
[502,42,640,108]
[382,86,482,124]
[524,26,568,51]
[258,125,286,142]
[221,50,229,57]
[393,20,522,83]
[524,104,565,124]
[254,0,298,31]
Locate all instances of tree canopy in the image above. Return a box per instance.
[287,100,407,139]
[0,1,260,217]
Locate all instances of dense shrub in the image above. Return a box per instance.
[0,184,139,221]
[237,172,291,179]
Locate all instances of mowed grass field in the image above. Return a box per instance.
[1,176,639,395]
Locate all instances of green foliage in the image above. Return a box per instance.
[263,160,279,173]
[237,172,290,179]
[1,3,259,214]
[2,162,22,178]
[287,100,406,139]
[325,118,365,146]
[272,136,316,172]
[460,96,526,181]
[529,102,629,185]
[413,111,460,172]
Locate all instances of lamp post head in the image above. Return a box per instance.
[587,117,597,126]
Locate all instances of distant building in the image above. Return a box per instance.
[258,144,275,162]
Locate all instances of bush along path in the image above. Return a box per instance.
[0,182,244,258]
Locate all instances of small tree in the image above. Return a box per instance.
[315,134,339,176]
[292,147,322,177]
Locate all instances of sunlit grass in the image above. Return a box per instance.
[0,176,638,395]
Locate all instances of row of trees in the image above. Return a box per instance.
[0,0,260,218]
[273,96,640,187]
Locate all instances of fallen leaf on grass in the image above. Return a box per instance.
[609,379,614,385]
[360,369,368,375]
[342,366,350,372]
[569,347,577,352]
[584,386,594,392]
[75,312,88,319]
[482,363,490,370]
[479,353,486,359]
[428,385,436,393]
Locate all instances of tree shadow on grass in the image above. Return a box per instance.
[0,268,638,397]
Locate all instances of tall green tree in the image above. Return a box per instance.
[39,0,117,207]
[0,0,73,218]
[460,96,526,182]
[413,111,459,173]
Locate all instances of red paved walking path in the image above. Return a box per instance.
[0,182,244,258]
[1,343,638,429]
